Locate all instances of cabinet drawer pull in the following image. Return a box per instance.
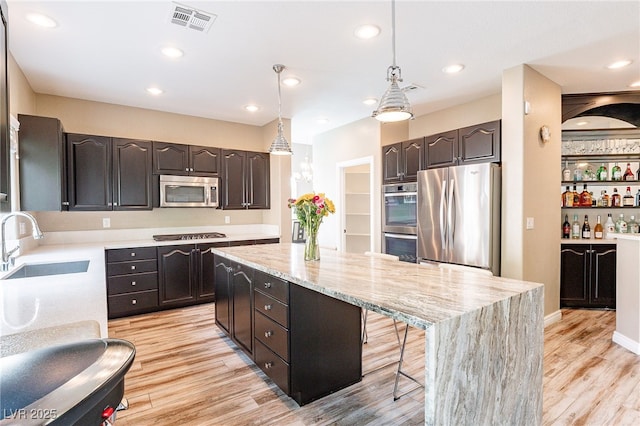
[264,362,273,369]
[264,282,272,289]
[130,252,136,257]
[131,265,136,270]
[264,304,272,311]
[131,281,136,286]
[131,299,137,305]
[264,331,273,338]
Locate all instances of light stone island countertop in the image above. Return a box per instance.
[0,224,279,356]
[212,243,545,424]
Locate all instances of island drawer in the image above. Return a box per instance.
[255,311,289,362]
[254,270,288,303]
[255,290,288,327]
[107,272,158,296]
[106,247,157,262]
[107,259,157,276]
[254,339,289,394]
[108,290,158,318]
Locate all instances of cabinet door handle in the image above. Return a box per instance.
[131,299,137,305]
[264,362,273,369]
[264,282,272,289]
[264,304,272,311]
[131,281,136,286]
[264,331,273,338]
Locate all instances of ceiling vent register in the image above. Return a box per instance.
[169,2,217,33]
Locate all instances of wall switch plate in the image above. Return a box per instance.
[19,222,26,235]
[224,216,230,224]
[526,217,534,230]
[103,218,111,228]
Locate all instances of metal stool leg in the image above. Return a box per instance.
[392,324,424,401]
[361,311,403,377]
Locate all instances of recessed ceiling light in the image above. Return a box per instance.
[607,60,632,69]
[282,76,301,87]
[575,121,589,126]
[244,104,260,112]
[442,64,465,74]
[316,118,329,125]
[630,80,640,88]
[146,87,163,96]
[26,13,57,28]
[161,47,184,59]
[354,24,380,40]
[363,97,378,106]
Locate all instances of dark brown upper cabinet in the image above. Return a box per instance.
[221,149,270,210]
[67,133,152,211]
[18,114,68,211]
[382,138,426,184]
[152,141,220,176]
[426,120,501,169]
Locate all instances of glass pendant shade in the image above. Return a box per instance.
[268,64,293,155]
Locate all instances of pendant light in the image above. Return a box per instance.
[372,0,413,122]
[269,64,293,155]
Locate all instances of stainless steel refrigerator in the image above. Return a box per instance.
[417,163,501,275]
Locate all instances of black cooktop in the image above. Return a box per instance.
[152,232,227,241]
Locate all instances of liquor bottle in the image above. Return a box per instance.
[562,214,571,238]
[562,161,572,181]
[594,215,603,239]
[572,184,580,207]
[601,190,610,207]
[571,215,581,239]
[612,163,622,180]
[596,163,608,181]
[636,189,640,207]
[574,168,583,181]
[562,186,573,207]
[637,166,640,181]
[581,215,591,239]
[579,184,592,207]
[590,191,596,207]
[605,213,615,238]
[615,214,628,234]
[623,186,635,206]
[628,215,640,234]
[611,188,621,207]
[624,163,635,180]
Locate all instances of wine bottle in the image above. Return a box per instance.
[594,215,603,239]
[581,215,591,239]
[562,215,571,238]
[624,163,635,180]
[572,215,580,239]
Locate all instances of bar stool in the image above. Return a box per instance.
[392,262,494,401]
[361,251,402,376]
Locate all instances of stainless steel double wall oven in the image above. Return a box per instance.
[382,182,417,263]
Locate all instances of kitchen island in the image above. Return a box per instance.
[612,233,640,355]
[212,243,544,425]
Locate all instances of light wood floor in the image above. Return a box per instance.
[108,305,640,425]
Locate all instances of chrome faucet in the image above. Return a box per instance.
[1,212,44,271]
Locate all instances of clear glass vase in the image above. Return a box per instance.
[304,227,320,261]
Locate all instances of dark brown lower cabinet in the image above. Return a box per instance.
[106,247,159,318]
[560,243,616,309]
[214,254,362,406]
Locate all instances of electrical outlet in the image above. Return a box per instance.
[225,216,230,224]
[526,217,534,230]
[19,222,26,235]
[103,218,111,228]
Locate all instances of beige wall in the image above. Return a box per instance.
[9,58,290,235]
[502,64,561,316]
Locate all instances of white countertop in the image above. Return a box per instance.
[0,224,279,353]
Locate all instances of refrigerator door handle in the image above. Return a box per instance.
[440,179,447,251]
[447,178,455,251]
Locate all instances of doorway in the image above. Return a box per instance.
[339,157,374,253]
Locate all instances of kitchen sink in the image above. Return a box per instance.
[2,260,90,280]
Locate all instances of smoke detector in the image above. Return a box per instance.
[169,2,217,33]
[402,84,423,93]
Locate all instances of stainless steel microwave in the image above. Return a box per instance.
[159,175,219,208]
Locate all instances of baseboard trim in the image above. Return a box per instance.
[612,331,640,355]
[544,310,562,328]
